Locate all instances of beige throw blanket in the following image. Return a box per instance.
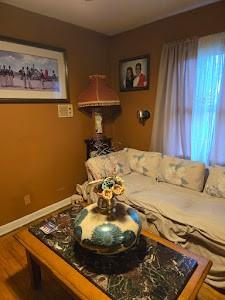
[118,173,225,289]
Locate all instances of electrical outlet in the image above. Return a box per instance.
[24,194,31,206]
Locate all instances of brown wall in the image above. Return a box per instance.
[109,1,225,151]
[1,1,225,226]
[0,3,109,225]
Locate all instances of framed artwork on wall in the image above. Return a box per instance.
[119,54,150,92]
[0,36,69,103]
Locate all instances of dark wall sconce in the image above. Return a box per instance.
[137,110,151,125]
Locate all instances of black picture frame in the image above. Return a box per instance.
[0,35,69,103]
[119,54,150,92]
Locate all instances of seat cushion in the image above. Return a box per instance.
[121,173,225,243]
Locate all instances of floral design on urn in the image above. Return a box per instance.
[74,208,88,226]
[74,226,82,242]
[92,224,123,247]
[123,230,136,247]
[73,176,142,255]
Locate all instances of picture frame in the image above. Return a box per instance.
[119,54,150,92]
[0,35,69,103]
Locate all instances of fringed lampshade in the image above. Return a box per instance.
[78,75,119,107]
[78,75,120,137]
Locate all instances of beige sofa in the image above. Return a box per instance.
[85,148,225,290]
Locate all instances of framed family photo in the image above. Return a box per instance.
[119,54,150,92]
[0,36,69,103]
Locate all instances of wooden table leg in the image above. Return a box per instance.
[26,250,42,289]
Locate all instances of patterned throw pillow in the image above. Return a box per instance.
[204,166,225,198]
[127,148,162,178]
[108,149,131,177]
[158,156,205,192]
[85,149,131,179]
[85,154,114,179]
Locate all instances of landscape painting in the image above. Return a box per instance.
[0,36,68,103]
[0,51,59,91]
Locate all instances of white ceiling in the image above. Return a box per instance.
[2,0,220,36]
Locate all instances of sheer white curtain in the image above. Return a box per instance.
[210,72,225,165]
[191,32,225,165]
[151,38,198,158]
[151,32,225,165]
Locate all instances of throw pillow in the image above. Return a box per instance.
[108,149,131,176]
[85,154,115,179]
[158,156,205,192]
[204,166,225,198]
[127,148,162,178]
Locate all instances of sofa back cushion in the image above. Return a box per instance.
[158,156,205,192]
[127,148,162,179]
[85,149,130,180]
[204,166,225,198]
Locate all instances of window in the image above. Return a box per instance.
[151,32,225,165]
[191,33,225,165]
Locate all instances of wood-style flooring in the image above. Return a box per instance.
[0,231,73,300]
[0,230,225,300]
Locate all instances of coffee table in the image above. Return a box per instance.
[15,207,211,300]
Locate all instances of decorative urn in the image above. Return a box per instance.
[73,176,142,255]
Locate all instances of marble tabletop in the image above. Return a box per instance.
[29,205,197,300]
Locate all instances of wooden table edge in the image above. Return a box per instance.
[142,229,212,300]
[15,229,110,300]
[15,228,212,300]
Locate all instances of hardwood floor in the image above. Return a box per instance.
[0,231,73,300]
[0,230,224,300]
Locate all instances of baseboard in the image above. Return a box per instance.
[0,195,75,236]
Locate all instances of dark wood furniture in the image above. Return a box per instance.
[84,137,112,159]
[15,228,211,300]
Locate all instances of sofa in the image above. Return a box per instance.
[83,148,225,290]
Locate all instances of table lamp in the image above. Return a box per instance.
[78,75,120,139]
